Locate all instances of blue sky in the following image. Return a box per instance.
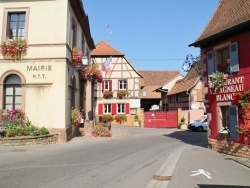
[83,0,220,75]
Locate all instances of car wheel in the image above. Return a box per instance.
[198,126,204,132]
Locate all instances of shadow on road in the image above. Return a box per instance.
[163,130,208,148]
[197,184,250,188]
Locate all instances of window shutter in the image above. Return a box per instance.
[109,80,112,91]
[229,105,238,140]
[102,81,104,90]
[125,103,130,114]
[6,14,11,38]
[207,51,215,76]
[230,42,239,73]
[98,104,103,114]
[112,103,117,115]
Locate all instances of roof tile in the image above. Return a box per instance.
[168,61,200,95]
[139,71,180,99]
[195,0,250,43]
[91,40,124,56]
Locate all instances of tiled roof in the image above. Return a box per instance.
[138,71,180,86]
[168,62,200,95]
[193,0,250,45]
[139,71,180,99]
[91,40,124,56]
[141,86,161,99]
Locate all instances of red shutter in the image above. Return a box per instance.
[125,103,130,114]
[98,104,103,114]
[112,103,117,115]
[102,81,104,91]
[109,80,112,91]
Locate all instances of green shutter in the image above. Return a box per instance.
[230,42,239,73]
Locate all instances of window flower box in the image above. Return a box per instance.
[0,38,28,61]
[117,90,130,99]
[103,90,113,99]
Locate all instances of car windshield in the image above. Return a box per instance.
[194,116,206,122]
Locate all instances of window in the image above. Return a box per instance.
[4,74,22,110]
[70,76,76,108]
[119,80,127,90]
[104,104,111,114]
[117,103,125,114]
[7,12,26,39]
[104,80,110,90]
[217,47,230,73]
[71,19,77,48]
[81,33,86,55]
[207,42,239,76]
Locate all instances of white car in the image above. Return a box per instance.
[188,115,207,132]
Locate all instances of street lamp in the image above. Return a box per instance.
[182,54,201,75]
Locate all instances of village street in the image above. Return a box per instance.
[0,125,249,188]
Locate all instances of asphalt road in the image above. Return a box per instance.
[0,126,208,188]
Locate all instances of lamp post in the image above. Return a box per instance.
[182,54,200,73]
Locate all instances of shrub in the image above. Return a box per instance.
[102,114,114,122]
[115,114,127,124]
[40,127,49,135]
[0,109,49,137]
[92,123,112,137]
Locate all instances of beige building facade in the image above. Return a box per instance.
[0,0,95,142]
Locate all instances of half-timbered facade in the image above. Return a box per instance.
[91,41,142,125]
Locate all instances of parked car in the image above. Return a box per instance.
[188,115,207,132]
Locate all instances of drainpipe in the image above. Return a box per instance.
[186,90,190,124]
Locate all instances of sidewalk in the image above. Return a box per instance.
[69,124,131,143]
[167,146,250,188]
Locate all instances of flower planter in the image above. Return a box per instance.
[0,38,28,61]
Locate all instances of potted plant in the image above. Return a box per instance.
[117,90,130,99]
[115,114,127,124]
[71,107,82,126]
[71,47,83,66]
[0,38,28,61]
[103,90,113,99]
[133,114,141,127]
[210,71,225,90]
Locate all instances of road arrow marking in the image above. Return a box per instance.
[190,169,212,179]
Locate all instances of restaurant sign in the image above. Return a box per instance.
[209,76,244,101]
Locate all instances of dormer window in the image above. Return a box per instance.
[207,42,239,76]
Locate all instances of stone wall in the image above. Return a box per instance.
[0,134,58,146]
[208,137,250,159]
